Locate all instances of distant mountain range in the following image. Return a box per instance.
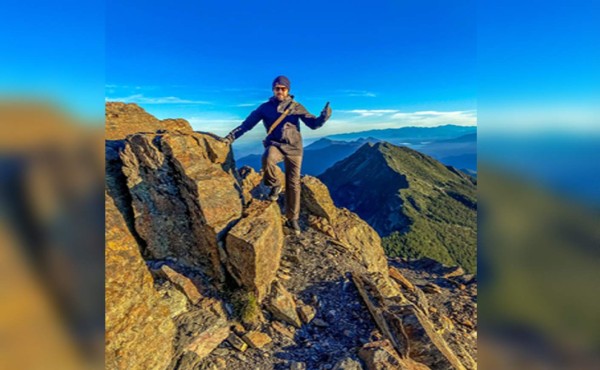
[319,141,477,273]
[326,124,476,143]
[236,125,476,176]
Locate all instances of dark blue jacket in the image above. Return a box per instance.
[227,95,330,145]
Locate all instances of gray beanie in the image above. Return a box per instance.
[272,75,291,90]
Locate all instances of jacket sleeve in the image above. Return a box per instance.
[296,103,329,130]
[227,105,263,140]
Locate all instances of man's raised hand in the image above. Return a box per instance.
[321,101,331,120]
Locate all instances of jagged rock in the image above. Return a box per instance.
[300,176,340,222]
[297,304,316,324]
[421,283,442,294]
[270,321,295,339]
[308,214,337,238]
[290,362,307,370]
[231,323,246,336]
[333,357,363,370]
[183,325,230,360]
[227,333,248,352]
[119,131,243,280]
[442,266,465,279]
[242,331,272,349]
[238,165,285,204]
[266,281,302,328]
[312,318,329,327]
[105,193,180,370]
[226,201,284,302]
[170,300,230,365]
[439,315,455,333]
[358,340,430,370]
[158,265,203,304]
[388,267,416,292]
[106,102,192,140]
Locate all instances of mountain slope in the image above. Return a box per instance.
[319,142,477,273]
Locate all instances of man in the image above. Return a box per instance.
[223,75,331,235]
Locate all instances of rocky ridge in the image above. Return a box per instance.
[105,103,477,369]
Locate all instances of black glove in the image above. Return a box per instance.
[320,102,331,120]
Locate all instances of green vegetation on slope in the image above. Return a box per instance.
[321,142,477,273]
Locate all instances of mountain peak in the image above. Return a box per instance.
[105,101,192,140]
[319,140,477,273]
[105,105,475,369]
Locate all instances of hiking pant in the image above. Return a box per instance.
[261,145,302,221]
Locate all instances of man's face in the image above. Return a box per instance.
[273,84,289,101]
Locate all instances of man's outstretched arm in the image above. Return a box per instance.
[224,106,263,143]
[297,102,331,129]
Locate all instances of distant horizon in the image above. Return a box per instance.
[105,98,477,140]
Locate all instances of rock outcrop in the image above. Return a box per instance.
[119,131,243,281]
[105,192,179,370]
[106,102,192,140]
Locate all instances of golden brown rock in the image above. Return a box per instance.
[242,331,273,349]
[389,267,416,292]
[119,131,243,280]
[238,165,285,205]
[226,201,284,302]
[297,304,316,324]
[270,321,295,339]
[105,102,192,140]
[227,333,248,352]
[159,265,203,305]
[359,340,430,370]
[105,193,180,370]
[300,176,340,222]
[183,325,230,359]
[266,281,302,328]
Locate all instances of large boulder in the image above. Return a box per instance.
[119,131,243,281]
[225,201,284,302]
[105,193,181,370]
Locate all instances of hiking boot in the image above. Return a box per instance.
[268,185,282,201]
[285,219,301,235]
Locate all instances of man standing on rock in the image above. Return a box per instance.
[223,75,331,235]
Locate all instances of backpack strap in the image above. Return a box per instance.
[266,101,297,136]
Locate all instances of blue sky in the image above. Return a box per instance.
[0,0,104,121]
[106,0,477,138]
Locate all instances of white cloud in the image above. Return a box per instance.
[186,117,241,134]
[388,110,477,126]
[342,109,400,117]
[336,109,476,127]
[340,90,377,98]
[106,94,212,105]
[234,100,265,107]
